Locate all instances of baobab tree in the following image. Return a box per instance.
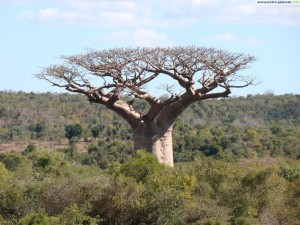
[36,46,256,166]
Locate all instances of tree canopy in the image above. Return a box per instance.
[35,47,257,165]
[36,47,256,125]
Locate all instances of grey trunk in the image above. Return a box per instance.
[133,122,174,167]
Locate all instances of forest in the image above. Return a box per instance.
[0,91,300,224]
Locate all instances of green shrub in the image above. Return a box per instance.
[0,153,31,172]
[18,212,58,225]
[281,163,300,181]
[23,143,37,155]
[0,162,12,187]
[58,205,101,225]
[29,151,72,178]
[0,185,32,220]
[120,150,166,183]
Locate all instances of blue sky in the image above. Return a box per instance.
[0,0,299,96]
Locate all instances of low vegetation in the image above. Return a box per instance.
[0,91,299,224]
[0,150,299,224]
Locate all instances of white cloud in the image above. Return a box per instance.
[245,37,261,46]
[38,8,59,19]
[261,7,300,25]
[203,32,261,46]
[22,7,84,25]
[203,33,238,42]
[21,0,191,28]
[223,1,300,25]
[232,4,257,16]
[104,29,175,47]
[0,0,36,4]
[191,0,218,6]
[9,0,300,27]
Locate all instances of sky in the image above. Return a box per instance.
[0,0,300,96]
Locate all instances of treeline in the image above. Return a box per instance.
[0,91,300,166]
[0,150,300,224]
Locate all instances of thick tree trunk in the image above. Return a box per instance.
[133,122,174,166]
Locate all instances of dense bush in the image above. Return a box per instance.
[0,92,299,224]
[0,150,299,225]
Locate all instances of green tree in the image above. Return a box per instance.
[90,125,104,139]
[65,124,83,142]
[29,121,47,139]
[65,124,84,157]
[9,125,23,140]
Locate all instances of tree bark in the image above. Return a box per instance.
[37,47,256,167]
[133,122,174,167]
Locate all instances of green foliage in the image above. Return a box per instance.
[1,92,299,161]
[120,150,166,183]
[17,206,101,225]
[87,140,134,169]
[281,162,300,181]
[0,92,300,224]
[29,151,72,178]
[0,215,7,225]
[90,125,104,139]
[58,205,101,225]
[65,124,83,141]
[18,212,58,225]
[23,143,37,155]
[0,183,32,220]
[0,151,299,224]
[0,153,31,172]
[0,162,12,188]
[9,125,23,141]
[89,175,147,224]
[29,121,47,139]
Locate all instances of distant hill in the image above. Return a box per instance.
[0,91,299,163]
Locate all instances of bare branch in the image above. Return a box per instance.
[36,46,257,125]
